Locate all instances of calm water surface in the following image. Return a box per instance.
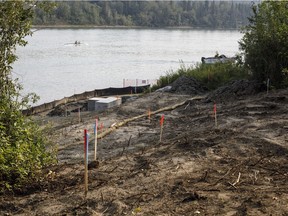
[13,28,242,104]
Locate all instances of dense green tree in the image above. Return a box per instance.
[33,1,252,29]
[0,1,56,192]
[239,1,288,87]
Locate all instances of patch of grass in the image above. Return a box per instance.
[151,62,250,91]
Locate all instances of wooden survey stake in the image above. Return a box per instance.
[214,103,217,128]
[148,109,151,123]
[94,118,98,161]
[84,129,88,196]
[78,108,81,123]
[160,115,165,142]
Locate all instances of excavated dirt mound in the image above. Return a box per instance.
[206,79,265,102]
[1,83,288,216]
[169,75,207,95]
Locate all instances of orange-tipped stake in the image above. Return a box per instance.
[148,108,151,123]
[101,123,104,131]
[214,103,217,128]
[160,115,165,142]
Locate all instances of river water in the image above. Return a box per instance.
[12,28,242,105]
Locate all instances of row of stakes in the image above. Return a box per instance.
[82,104,218,196]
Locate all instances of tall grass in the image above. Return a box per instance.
[151,62,250,91]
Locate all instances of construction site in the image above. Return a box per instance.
[1,76,288,215]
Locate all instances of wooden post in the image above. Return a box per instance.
[267,78,270,94]
[84,129,88,196]
[160,115,165,142]
[214,103,217,128]
[78,107,81,123]
[65,99,67,117]
[94,118,98,161]
[148,108,151,123]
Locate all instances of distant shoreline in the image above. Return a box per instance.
[32,25,240,31]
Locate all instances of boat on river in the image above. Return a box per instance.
[201,54,235,64]
[64,41,88,46]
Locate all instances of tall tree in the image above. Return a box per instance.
[33,1,252,29]
[0,1,55,191]
[239,1,288,87]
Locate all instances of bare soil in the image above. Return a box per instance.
[1,85,288,216]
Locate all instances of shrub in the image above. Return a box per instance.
[151,62,250,91]
[0,1,57,193]
[239,1,288,88]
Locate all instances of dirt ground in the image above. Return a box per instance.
[1,81,288,216]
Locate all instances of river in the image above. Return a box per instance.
[12,28,242,105]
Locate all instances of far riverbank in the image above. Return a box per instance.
[32,25,241,31]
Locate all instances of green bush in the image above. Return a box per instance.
[0,1,57,193]
[0,97,57,192]
[239,1,288,88]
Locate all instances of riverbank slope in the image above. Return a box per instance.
[1,80,288,215]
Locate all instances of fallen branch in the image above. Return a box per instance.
[212,167,233,185]
[227,182,238,189]
[121,135,132,156]
[233,172,241,186]
[127,192,155,200]
[228,172,241,189]
[184,102,190,110]
[107,165,118,174]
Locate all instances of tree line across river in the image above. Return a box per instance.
[34,1,253,29]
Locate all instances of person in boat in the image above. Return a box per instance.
[74,40,80,45]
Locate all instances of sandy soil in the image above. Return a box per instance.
[1,87,288,216]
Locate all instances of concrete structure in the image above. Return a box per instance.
[88,97,122,111]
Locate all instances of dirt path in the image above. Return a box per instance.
[1,90,288,215]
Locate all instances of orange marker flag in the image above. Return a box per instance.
[100,123,104,131]
[160,115,165,126]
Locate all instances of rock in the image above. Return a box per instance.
[88,160,100,170]
[155,86,172,92]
